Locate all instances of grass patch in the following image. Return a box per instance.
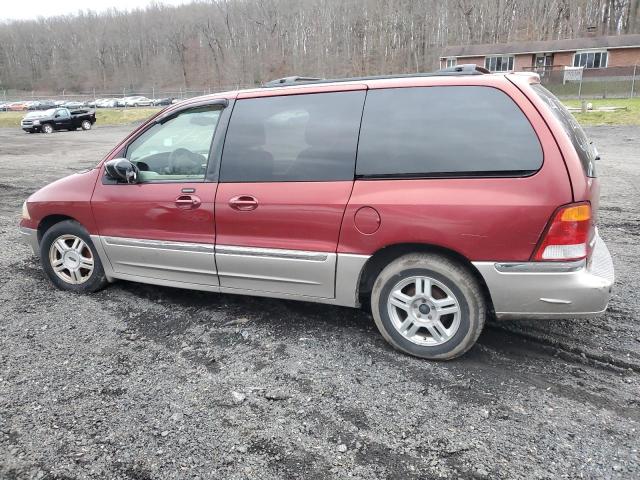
[563,98,640,126]
[0,108,161,128]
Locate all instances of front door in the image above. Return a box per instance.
[91,104,225,286]
[214,89,366,298]
[55,109,72,129]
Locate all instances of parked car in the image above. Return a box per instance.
[18,65,614,360]
[122,96,153,107]
[96,98,118,108]
[152,97,174,106]
[0,102,10,111]
[8,102,28,111]
[28,100,57,111]
[61,101,86,109]
[20,107,96,133]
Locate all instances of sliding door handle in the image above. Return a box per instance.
[229,195,258,211]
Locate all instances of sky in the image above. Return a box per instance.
[0,0,192,21]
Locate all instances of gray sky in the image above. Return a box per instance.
[1,0,192,21]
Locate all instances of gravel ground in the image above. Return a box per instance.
[0,125,638,479]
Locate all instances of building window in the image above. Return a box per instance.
[573,50,608,69]
[446,57,457,68]
[484,55,514,72]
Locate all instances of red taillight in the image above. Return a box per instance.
[533,203,592,261]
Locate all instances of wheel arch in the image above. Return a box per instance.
[37,214,79,243]
[356,243,494,314]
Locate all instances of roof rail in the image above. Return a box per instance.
[262,76,324,87]
[435,64,490,75]
[261,64,491,88]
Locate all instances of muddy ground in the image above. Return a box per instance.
[0,124,638,479]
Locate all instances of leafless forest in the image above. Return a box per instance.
[1,0,639,93]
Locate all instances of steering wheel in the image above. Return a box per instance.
[167,148,205,175]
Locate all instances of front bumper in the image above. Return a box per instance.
[473,234,614,319]
[19,226,40,257]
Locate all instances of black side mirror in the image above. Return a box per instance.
[104,158,139,184]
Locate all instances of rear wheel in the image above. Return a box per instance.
[40,220,108,293]
[371,253,485,360]
[81,120,92,130]
[41,123,54,134]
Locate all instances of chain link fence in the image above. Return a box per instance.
[524,65,639,99]
[0,85,253,105]
[2,67,639,103]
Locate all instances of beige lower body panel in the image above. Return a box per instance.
[91,235,368,307]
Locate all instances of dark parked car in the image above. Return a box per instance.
[152,97,174,106]
[28,100,57,111]
[21,107,96,133]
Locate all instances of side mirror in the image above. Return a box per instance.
[104,158,139,184]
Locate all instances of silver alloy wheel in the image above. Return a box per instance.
[42,124,53,134]
[387,276,461,346]
[81,120,91,130]
[48,234,94,284]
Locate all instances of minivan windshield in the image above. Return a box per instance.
[531,84,597,177]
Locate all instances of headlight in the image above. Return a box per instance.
[33,120,40,125]
[22,201,31,220]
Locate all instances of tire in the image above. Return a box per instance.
[41,123,54,134]
[40,220,109,293]
[81,120,92,131]
[370,253,485,360]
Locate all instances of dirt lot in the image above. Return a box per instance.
[0,125,638,480]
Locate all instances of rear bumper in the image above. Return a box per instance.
[19,226,40,257]
[473,234,614,319]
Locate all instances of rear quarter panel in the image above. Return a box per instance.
[338,78,573,262]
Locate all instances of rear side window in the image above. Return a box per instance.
[220,91,365,182]
[531,84,596,177]
[356,86,543,177]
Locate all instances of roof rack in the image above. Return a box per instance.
[435,64,491,75]
[261,64,490,88]
[262,76,324,87]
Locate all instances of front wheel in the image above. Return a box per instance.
[81,120,92,130]
[40,220,109,293]
[41,123,54,134]
[371,253,486,360]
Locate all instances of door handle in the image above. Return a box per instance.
[175,194,201,209]
[229,195,258,211]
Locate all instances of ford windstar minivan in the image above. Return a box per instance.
[19,65,614,359]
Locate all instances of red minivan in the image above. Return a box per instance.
[19,65,614,359]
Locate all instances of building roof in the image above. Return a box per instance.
[441,34,640,58]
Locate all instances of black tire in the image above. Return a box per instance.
[40,220,109,293]
[370,253,485,360]
[81,120,92,130]
[41,123,54,134]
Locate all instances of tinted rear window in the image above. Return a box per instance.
[220,91,365,182]
[531,84,596,177]
[356,86,543,177]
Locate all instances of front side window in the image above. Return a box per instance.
[56,109,70,119]
[126,106,221,182]
[356,86,543,177]
[220,91,365,182]
[485,55,514,72]
[573,50,608,69]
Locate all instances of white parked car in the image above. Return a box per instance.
[123,96,153,107]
